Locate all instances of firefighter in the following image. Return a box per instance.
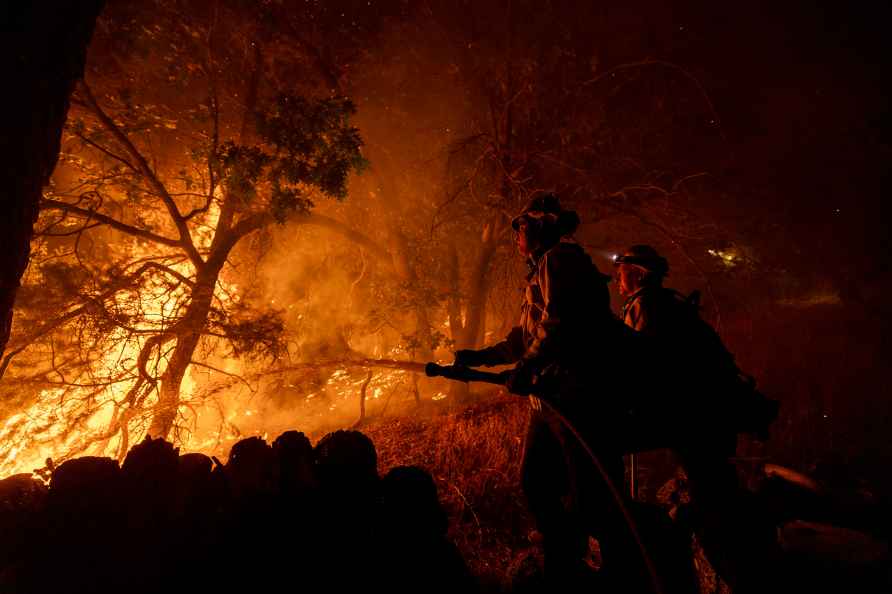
[614,245,779,594]
[615,245,671,334]
[614,244,740,495]
[454,194,639,588]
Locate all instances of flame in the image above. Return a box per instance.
[0,197,439,479]
[0,203,234,477]
[0,293,414,478]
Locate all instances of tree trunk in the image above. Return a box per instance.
[445,244,471,403]
[459,221,500,351]
[446,225,500,404]
[147,270,218,439]
[0,1,105,358]
[147,330,202,439]
[361,145,435,362]
[388,229,434,360]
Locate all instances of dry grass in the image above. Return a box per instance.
[361,388,534,588]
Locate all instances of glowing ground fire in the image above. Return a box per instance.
[0,192,415,479]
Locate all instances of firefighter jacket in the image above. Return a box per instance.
[474,242,613,406]
[621,285,675,336]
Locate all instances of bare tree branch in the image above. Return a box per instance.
[141,261,196,288]
[41,198,181,247]
[227,210,391,263]
[189,360,255,391]
[78,80,205,268]
[182,195,215,221]
[72,130,137,172]
[0,262,191,380]
[583,59,729,149]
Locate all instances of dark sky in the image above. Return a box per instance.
[672,1,891,284]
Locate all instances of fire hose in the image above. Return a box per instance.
[424,362,664,594]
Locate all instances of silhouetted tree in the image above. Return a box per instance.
[0,1,105,357]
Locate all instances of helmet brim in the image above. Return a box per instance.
[510,214,528,231]
[613,254,668,276]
